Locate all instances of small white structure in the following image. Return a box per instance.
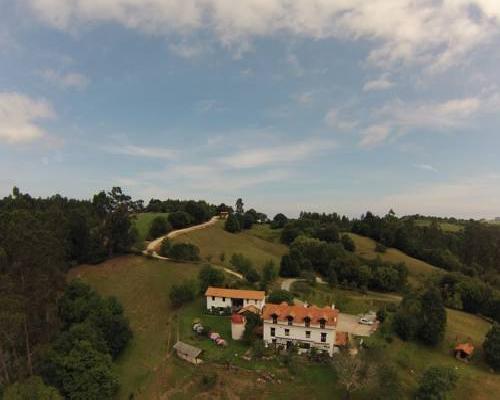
[173,341,203,364]
[262,302,338,356]
[231,313,246,340]
[205,287,266,312]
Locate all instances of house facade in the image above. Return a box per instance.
[262,303,338,356]
[205,287,266,311]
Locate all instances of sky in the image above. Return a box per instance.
[1,0,500,218]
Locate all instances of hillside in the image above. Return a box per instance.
[170,220,288,271]
[131,212,169,246]
[348,232,443,286]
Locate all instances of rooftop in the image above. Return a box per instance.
[455,342,474,356]
[205,287,265,300]
[173,341,202,358]
[262,303,339,327]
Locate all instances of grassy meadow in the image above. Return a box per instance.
[170,220,288,271]
[131,212,169,247]
[413,219,464,232]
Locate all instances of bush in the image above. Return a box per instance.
[148,216,171,240]
[484,323,500,371]
[169,281,196,308]
[166,243,200,261]
[158,238,171,257]
[168,211,192,229]
[3,376,62,400]
[224,214,241,233]
[341,234,356,252]
[198,264,225,292]
[375,243,387,253]
[279,254,300,277]
[415,366,458,400]
[271,213,288,229]
[267,290,294,305]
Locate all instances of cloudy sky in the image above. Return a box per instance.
[1,0,500,218]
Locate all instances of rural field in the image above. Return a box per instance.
[170,220,288,272]
[347,232,443,286]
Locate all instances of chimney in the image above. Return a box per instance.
[331,304,335,310]
[303,301,308,308]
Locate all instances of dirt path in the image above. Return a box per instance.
[143,216,244,280]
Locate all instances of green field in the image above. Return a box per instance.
[348,232,443,286]
[171,221,288,271]
[413,219,464,232]
[131,212,169,247]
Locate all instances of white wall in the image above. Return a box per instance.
[206,296,265,310]
[262,320,336,356]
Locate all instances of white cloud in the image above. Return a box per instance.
[103,144,178,159]
[414,164,438,172]
[0,92,55,143]
[293,91,315,105]
[324,108,358,132]
[40,69,90,89]
[359,124,390,148]
[363,74,394,91]
[168,41,207,58]
[220,138,336,169]
[24,0,500,70]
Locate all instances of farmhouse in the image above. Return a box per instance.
[205,287,266,312]
[262,302,338,356]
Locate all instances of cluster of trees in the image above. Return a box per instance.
[230,253,260,283]
[438,272,500,323]
[158,239,200,261]
[352,211,500,287]
[393,287,447,346]
[279,236,407,292]
[0,187,137,392]
[146,199,215,221]
[484,324,500,371]
[1,280,132,399]
[224,199,267,233]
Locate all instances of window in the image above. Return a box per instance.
[272,314,278,324]
[287,316,293,326]
[304,317,310,328]
[321,332,327,343]
[285,329,290,337]
[270,327,275,337]
[320,319,326,329]
[212,296,215,301]
[305,331,311,339]
[222,297,226,301]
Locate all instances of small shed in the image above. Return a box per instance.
[173,341,203,364]
[231,313,246,340]
[454,342,474,362]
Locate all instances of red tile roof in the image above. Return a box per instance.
[205,287,265,300]
[231,314,245,324]
[262,303,339,327]
[455,343,474,356]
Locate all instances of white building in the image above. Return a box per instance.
[262,302,338,356]
[205,287,266,312]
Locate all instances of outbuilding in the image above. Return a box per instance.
[205,287,266,312]
[173,341,203,364]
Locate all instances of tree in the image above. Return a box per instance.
[168,211,192,229]
[279,254,300,277]
[415,366,458,400]
[224,214,241,233]
[198,265,225,293]
[148,217,171,240]
[334,351,374,400]
[235,198,244,215]
[261,261,277,287]
[169,281,196,308]
[418,287,446,345]
[271,213,288,229]
[184,201,210,225]
[484,323,500,371]
[267,290,294,305]
[314,224,339,243]
[165,243,200,261]
[41,340,118,400]
[3,376,62,400]
[341,234,356,252]
[375,364,403,400]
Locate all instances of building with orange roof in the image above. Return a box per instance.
[454,342,474,361]
[205,287,266,312]
[262,302,339,356]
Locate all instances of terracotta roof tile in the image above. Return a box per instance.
[262,303,338,327]
[455,343,474,356]
[205,287,265,300]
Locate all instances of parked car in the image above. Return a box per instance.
[359,317,374,325]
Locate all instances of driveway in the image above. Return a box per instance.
[336,313,377,337]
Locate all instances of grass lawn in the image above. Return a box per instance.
[131,212,169,246]
[348,232,443,286]
[414,219,463,232]
[171,220,288,271]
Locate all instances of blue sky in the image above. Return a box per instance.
[1,1,500,218]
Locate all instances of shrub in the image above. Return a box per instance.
[166,243,200,261]
[415,366,458,400]
[267,290,294,305]
[169,281,196,308]
[484,323,500,371]
[158,238,171,257]
[341,234,356,252]
[198,264,225,292]
[3,376,62,400]
[168,211,192,229]
[224,214,241,233]
[148,216,171,240]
